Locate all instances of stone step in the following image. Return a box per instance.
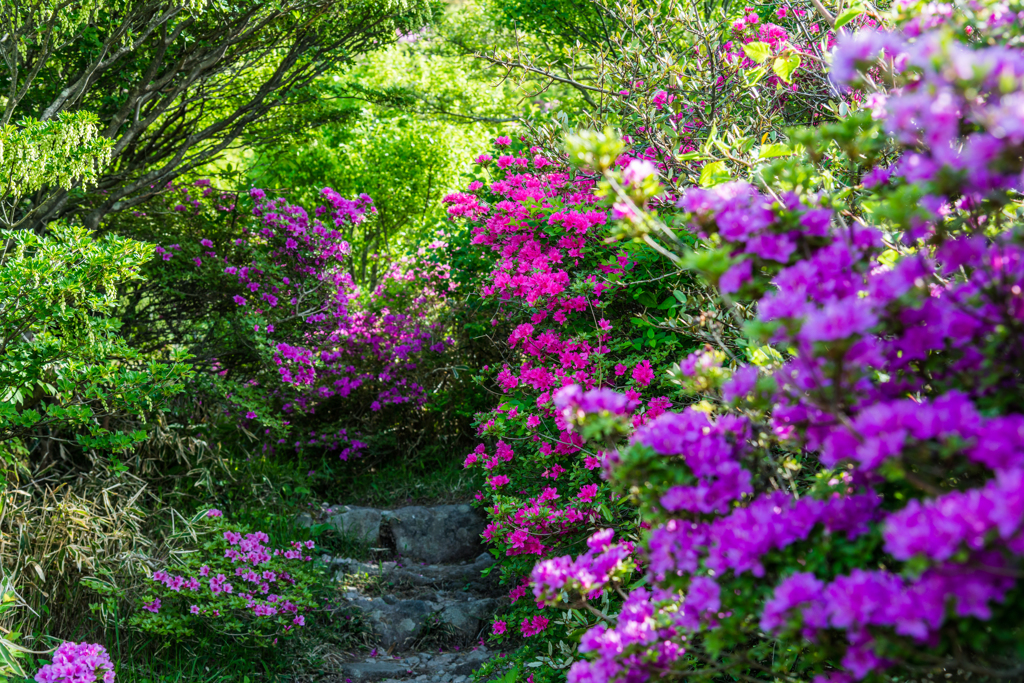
[341,648,495,683]
[317,504,487,564]
[315,501,503,657]
[326,552,499,592]
[338,589,502,650]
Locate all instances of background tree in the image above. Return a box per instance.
[0,0,438,231]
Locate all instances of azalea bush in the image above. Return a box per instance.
[448,0,859,671]
[111,182,466,468]
[448,133,714,673]
[129,510,322,648]
[449,0,1024,680]
[507,0,1024,681]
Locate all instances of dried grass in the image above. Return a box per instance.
[0,424,230,675]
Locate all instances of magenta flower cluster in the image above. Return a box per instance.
[133,512,319,644]
[516,11,1024,683]
[34,642,114,683]
[148,182,455,461]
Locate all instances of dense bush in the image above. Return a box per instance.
[449,133,697,677]
[130,510,322,647]
[448,0,1024,681]
[109,180,500,481]
[0,226,190,457]
[448,0,854,673]
[455,1,1024,682]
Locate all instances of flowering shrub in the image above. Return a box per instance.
[505,0,1024,681]
[34,642,114,683]
[113,183,461,464]
[447,0,864,669]
[131,510,322,646]
[446,0,1024,680]
[447,131,699,672]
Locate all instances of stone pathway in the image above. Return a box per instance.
[313,503,507,682]
[339,647,496,683]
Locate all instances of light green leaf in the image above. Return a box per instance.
[699,161,731,187]
[772,53,802,84]
[742,41,773,64]
[758,143,793,159]
[834,6,865,28]
[745,66,768,87]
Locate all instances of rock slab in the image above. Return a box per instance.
[329,506,383,544]
[383,505,485,564]
[341,648,495,683]
[339,588,499,649]
[329,552,497,591]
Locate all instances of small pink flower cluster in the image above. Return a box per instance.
[135,515,318,642]
[34,642,115,683]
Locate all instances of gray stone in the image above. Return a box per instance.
[342,661,412,682]
[429,654,455,667]
[329,506,383,544]
[439,598,500,638]
[344,597,438,650]
[452,650,492,676]
[335,553,496,592]
[384,505,486,564]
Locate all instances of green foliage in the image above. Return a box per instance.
[251,110,475,285]
[246,33,519,285]
[0,0,440,230]
[127,513,324,648]
[0,225,190,454]
[0,113,112,227]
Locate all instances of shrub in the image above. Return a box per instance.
[447,0,1024,679]
[130,510,322,648]
[0,225,190,456]
[449,135,708,674]
[521,0,1024,681]
[111,183,461,467]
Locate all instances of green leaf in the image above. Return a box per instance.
[636,292,658,307]
[742,41,773,64]
[745,66,768,87]
[758,143,793,159]
[772,53,802,83]
[834,6,865,28]
[699,161,731,187]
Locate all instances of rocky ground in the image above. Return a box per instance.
[304,503,508,682]
[337,647,498,683]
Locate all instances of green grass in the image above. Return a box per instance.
[325,449,483,508]
[14,598,370,683]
